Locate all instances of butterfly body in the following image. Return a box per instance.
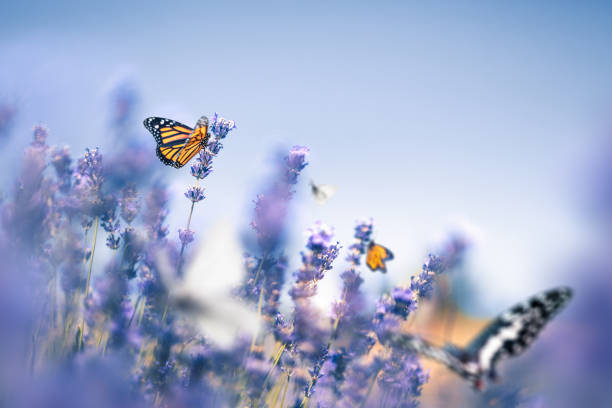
[389,287,573,390]
[144,116,210,168]
[366,241,394,272]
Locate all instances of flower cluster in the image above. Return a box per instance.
[179,114,235,254]
[0,105,493,408]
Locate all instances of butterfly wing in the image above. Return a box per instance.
[144,117,199,168]
[312,183,338,204]
[466,287,572,379]
[387,333,474,383]
[366,243,394,272]
[174,123,209,168]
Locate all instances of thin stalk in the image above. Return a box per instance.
[250,279,266,352]
[359,369,381,408]
[163,181,199,324]
[252,251,267,286]
[279,374,290,408]
[78,216,99,350]
[266,374,285,408]
[127,294,143,328]
[138,297,146,326]
[257,342,287,402]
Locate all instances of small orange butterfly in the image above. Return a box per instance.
[366,241,394,272]
[143,116,210,168]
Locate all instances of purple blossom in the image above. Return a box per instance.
[185,186,205,202]
[378,350,429,406]
[410,270,435,299]
[178,228,195,246]
[306,221,335,249]
[106,232,121,250]
[346,218,373,264]
[391,286,418,318]
[209,112,236,139]
[190,162,212,179]
[206,138,223,155]
[284,145,309,184]
[118,185,140,224]
[290,222,340,301]
[50,145,73,192]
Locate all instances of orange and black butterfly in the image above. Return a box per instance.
[143,116,210,168]
[366,241,394,272]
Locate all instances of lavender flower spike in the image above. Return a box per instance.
[185,186,205,202]
[178,228,195,246]
[285,145,309,185]
[210,112,236,139]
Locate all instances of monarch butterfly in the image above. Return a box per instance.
[366,241,394,272]
[143,116,210,168]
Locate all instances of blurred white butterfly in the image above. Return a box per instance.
[310,180,338,204]
[158,220,260,348]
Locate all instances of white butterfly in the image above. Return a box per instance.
[159,220,260,348]
[310,180,338,204]
[388,287,572,390]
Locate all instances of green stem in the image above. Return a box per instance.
[253,251,267,286]
[256,343,286,402]
[78,216,99,350]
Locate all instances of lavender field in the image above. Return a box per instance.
[2,2,612,407]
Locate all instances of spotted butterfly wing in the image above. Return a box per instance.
[465,286,573,383]
[143,116,209,168]
[388,287,573,390]
[366,242,394,272]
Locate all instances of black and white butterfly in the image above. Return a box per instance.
[389,287,573,390]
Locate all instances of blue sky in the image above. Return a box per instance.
[2,1,612,313]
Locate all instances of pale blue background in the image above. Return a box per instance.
[2,1,611,313]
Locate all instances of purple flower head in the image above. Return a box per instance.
[423,253,444,274]
[306,221,335,250]
[290,222,340,303]
[185,186,205,202]
[378,351,429,403]
[179,228,195,246]
[118,185,140,224]
[190,162,213,180]
[346,218,374,264]
[353,218,374,242]
[50,146,72,178]
[391,286,418,318]
[209,112,236,139]
[410,270,435,299]
[100,196,119,232]
[76,147,103,187]
[284,145,309,185]
[106,232,121,250]
[197,148,215,165]
[32,125,48,147]
[206,138,223,155]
